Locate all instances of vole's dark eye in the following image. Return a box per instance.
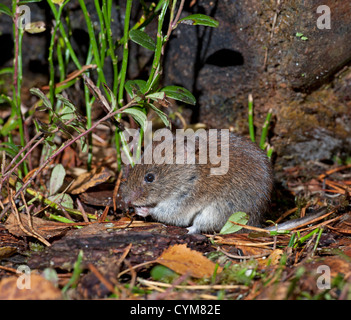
[144,173,155,183]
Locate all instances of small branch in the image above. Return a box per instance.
[171,0,185,30]
[2,132,44,178]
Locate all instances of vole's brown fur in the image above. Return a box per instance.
[120,131,274,233]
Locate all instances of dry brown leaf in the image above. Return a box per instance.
[4,213,69,239]
[266,249,284,266]
[310,256,351,278]
[156,244,222,278]
[61,145,80,168]
[0,247,17,259]
[41,64,96,91]
[69,166,114,195]
[0,274,62,300]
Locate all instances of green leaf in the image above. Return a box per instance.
[122,107,147,131]
[24,21,46,34]
[56,94,76,121]
[160,86,196,105]
[0,4,13,17]
[103,84,117,111]
[0,117,20,137]
[49,0,66,4]
[129,29,156,51]
[49,164,66,195]
[147,103,170,127]
[48,213,74,223]
[178,14,219,28]
[42,268,59,286]
[146,92,166,100]
[59,105,76,121]
[0,67,14,75]
[151,265,177,282]
[30,88,53,111]
[18,0,43,4]
[220,212,249,235]
[0,142,20,159]
[62,250,84,293]
[48,193,74,209]
[155,0,167,12]
[125,80,147,99]
[56,94,75,107]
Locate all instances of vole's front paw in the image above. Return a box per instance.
[135,207,150,217]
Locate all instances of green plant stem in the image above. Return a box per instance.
[294,228,320,248]
[313,227,324,253]
[136,128,144,162]
[56,39,65,82]
[94,0,107,65]
[12,4,23,139]
[288,232,297,248]
[259,108,272,150]
[248,94,255,143]
[102,0,118,96]
[47,0,81,70]
[17,25,24,147]
[12,1,27,176]
[48,0,68,108]
[118,0,133,106]
[115,130,122,171]
[78,0,106,86]
[84,43,94,170]
[119,130,134,167]
[145,0,168,92]
[167,0,177,37]
[62,250,84,293]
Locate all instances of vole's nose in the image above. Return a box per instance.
[120,189,139,208]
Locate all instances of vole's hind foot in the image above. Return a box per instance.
[186,225,200,234]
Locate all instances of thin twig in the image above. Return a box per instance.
[118,260,156,278]
[275,207,298,224]
[137,278,246,291]
[20,191,51,246]
[218,246,270,260]
[98,205,110,222]
[88,263,120,296]
[318,164,351,180]
[0,265,19,274]
[116,243,133,266]
[9,191,51,246]
[166,0,185,41]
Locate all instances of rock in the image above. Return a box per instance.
[163,0,351,165]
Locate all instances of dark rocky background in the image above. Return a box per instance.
[1,0,350,170]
